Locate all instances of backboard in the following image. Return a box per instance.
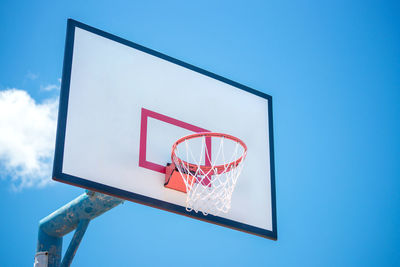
[53,19,277,239]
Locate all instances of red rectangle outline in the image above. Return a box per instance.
[139,108,211,174]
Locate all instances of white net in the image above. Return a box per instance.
[172,133,247,216]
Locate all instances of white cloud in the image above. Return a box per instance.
[0,89,58,190]
[26,72,38,80]
[41,84,60,91]
[41,78,61,92]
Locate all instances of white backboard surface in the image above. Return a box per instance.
[54,19,277,239]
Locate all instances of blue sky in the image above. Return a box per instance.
[1,0,399,266]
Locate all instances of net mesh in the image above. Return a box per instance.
[172,133,247,216]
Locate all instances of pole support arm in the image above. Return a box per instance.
[35,191,124,267]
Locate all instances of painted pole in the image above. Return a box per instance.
[35,191,124,267]
[60,219,90,267]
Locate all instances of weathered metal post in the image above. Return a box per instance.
[34,191,124,267]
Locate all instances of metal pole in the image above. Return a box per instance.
[61,219,90,267]
[36,229,62,267]
[35,191,124,267]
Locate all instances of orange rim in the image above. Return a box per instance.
[171,132,247,174]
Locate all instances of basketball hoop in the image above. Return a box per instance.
[171,132,247,216]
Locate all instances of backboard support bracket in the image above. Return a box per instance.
[164,163,188,193]
[35,191,123,267]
